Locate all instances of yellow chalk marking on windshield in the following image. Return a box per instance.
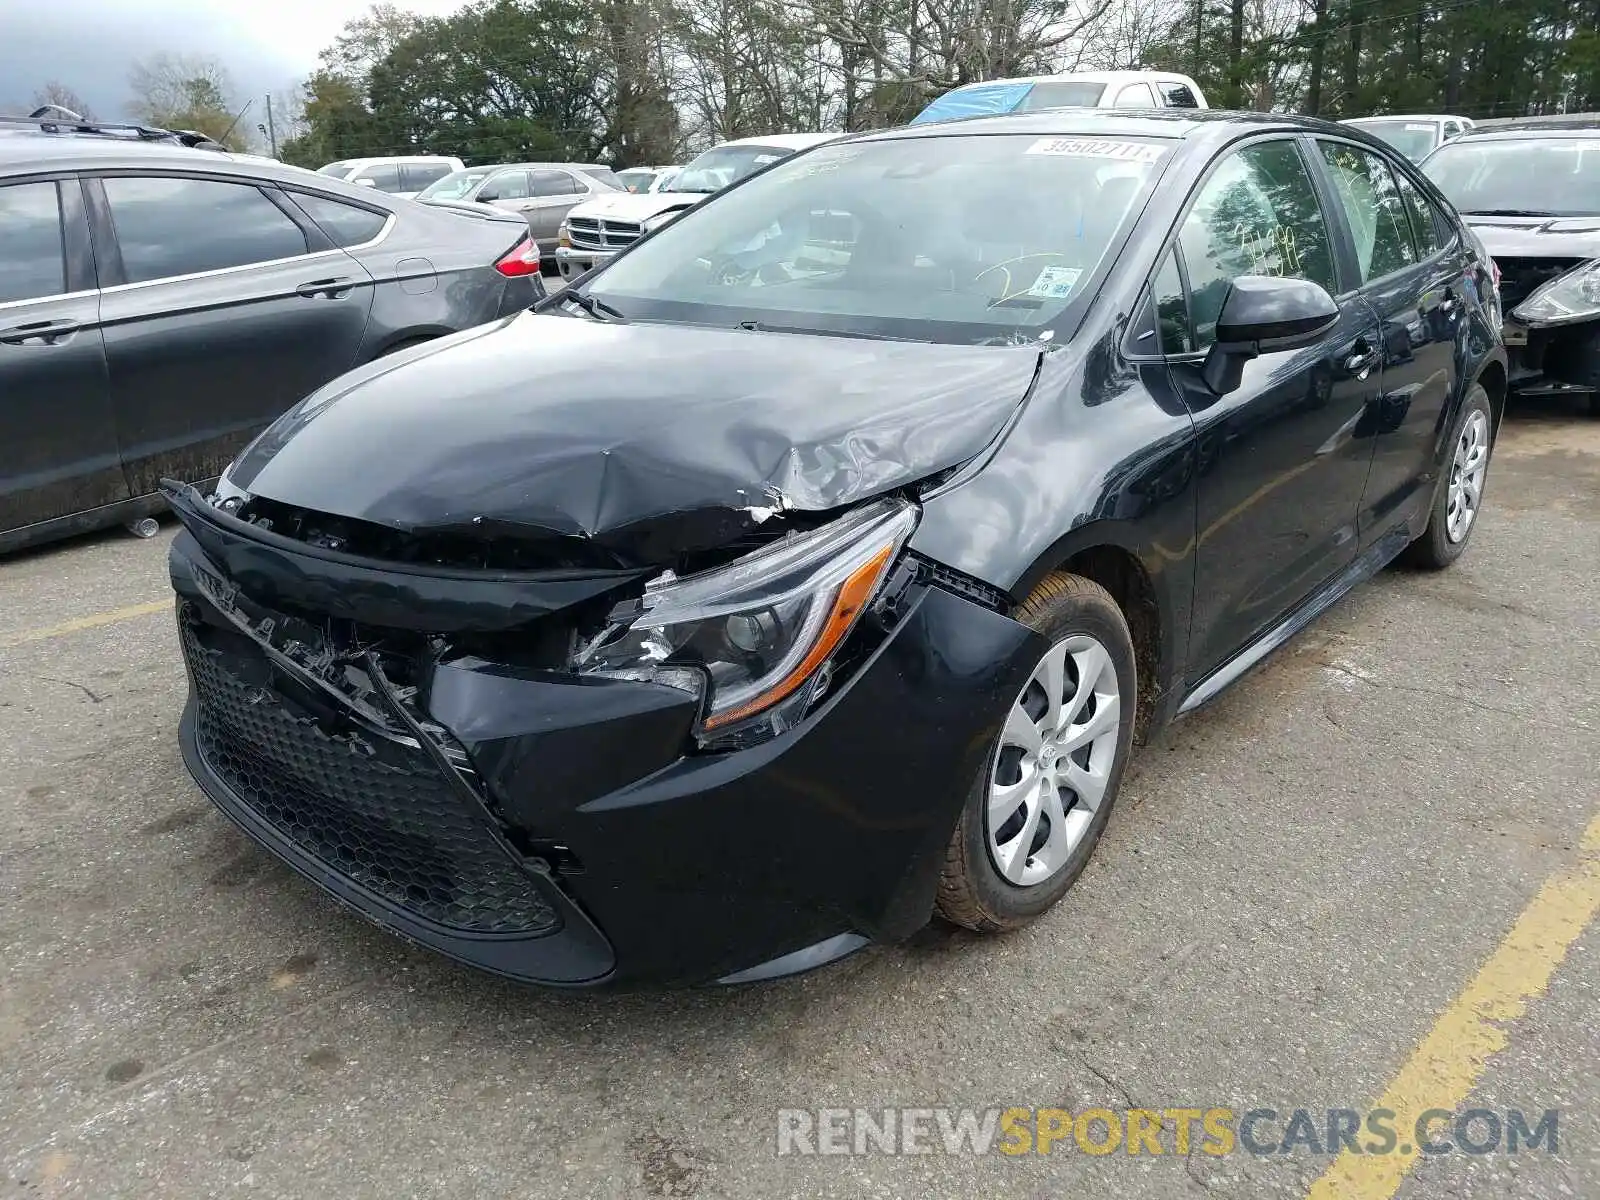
[1,600,170,649]
[1305,811,1600,1200]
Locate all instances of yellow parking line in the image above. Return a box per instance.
[1306,811,1600,1200]
[0,599,170,649]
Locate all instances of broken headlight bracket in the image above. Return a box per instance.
[571,498,919,748]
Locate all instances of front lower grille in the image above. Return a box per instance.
[567,215,641,251]
[181,609,559,936]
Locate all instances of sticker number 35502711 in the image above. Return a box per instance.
[1024,138,1167,164]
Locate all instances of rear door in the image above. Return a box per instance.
[91,172,376,495]
[1164,137,1385,681]
[0,176,126,537]
[525,169,590,243]
[1311,137,1464,541]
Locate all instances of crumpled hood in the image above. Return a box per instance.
[1465,215,1600,259]
[227,312,1041,560]
[567,189,705,224]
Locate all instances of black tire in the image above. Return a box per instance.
[1402,383,1494,569]
[935,572,1137,933]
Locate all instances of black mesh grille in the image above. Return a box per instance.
[181,611,559,936]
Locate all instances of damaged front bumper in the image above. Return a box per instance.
[167,489,1045,989]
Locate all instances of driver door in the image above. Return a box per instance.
[1163,137,1384,683]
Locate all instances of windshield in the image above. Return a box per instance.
[417,168,494,200]
[582,167,624,190]
[1424,136,1600,216]
[586,133,1167,345]
[1016,82,1109,110]
[1350,120,1439,161]
[668,144,798,194]
[617,168,657,192]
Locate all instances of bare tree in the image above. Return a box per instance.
[126,54,250,147]
[32,81,95,119]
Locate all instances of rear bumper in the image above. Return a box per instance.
[168,523,1043,989]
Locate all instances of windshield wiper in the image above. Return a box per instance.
[560,290,628,323]
[736,319,931,343]
[1461,208,1557,217]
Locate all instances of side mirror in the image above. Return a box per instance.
[1201,275,1340,395]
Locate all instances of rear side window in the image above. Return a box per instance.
[0,181,66,303]
[400,162,453,191]
[103,176,309,283]
[1316,141,1419,282]
[1178,140,1338,348]
[351,162,402,192]
[291,193,388,247]
[1162,83,1200,108]
[530,169,582,196]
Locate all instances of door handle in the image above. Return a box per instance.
[1438,287,1459,315]
[0,318,80,345]
[295,277,357,299]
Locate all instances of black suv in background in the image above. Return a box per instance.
[0,112,544,554]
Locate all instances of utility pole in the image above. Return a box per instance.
[265,93,278,158]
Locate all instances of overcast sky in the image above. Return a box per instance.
[0,0,467,121]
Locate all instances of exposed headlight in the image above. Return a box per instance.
[1512,259,1600,326]
[642,210,682,234]
[573,498,918,741]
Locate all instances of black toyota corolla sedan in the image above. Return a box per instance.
[166,110,1505,988]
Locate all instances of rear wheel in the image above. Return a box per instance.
[935,573,1136,932]
[1403,383,1493,569]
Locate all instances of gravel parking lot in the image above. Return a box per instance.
[2,403,1597,1200]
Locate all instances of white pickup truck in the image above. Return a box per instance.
[911,71,1208,125]
[554,132,842,281]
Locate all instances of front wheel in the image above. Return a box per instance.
[1403,383,1494,569]
[935,573,1136,932]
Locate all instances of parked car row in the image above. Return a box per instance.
[0,114,542,553]
[167,106,1509,989]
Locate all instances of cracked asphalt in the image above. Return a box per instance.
[1,401,1597,1200]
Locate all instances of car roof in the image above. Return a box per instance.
[1455,116,1600,137]
[959,69,1199,87]
[851,107,1345,146]
[718,132,843,151]
[0,129,417,198]
[325,154,461,166]
[1344,114,1469,124]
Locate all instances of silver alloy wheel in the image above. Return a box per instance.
[1446,409,1489,544]
[986,634,1122,887]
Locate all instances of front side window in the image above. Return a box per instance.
[1423,135,1600,217]
[581,167,624,190]
[103,176,308,283]
[0,181,66,304]
[588,133,1170,345]
[352,162,401,192]
[417,168,493,201]
[482,170,531,201]
[400,162,453,191]
[1177,140,1338,349]
[529,170,581,197]
[1317,141,1418,282]
[1115,83,1158,108]
[1391,169,1443,257]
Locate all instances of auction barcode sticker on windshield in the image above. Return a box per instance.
[1025,138,1166,163]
